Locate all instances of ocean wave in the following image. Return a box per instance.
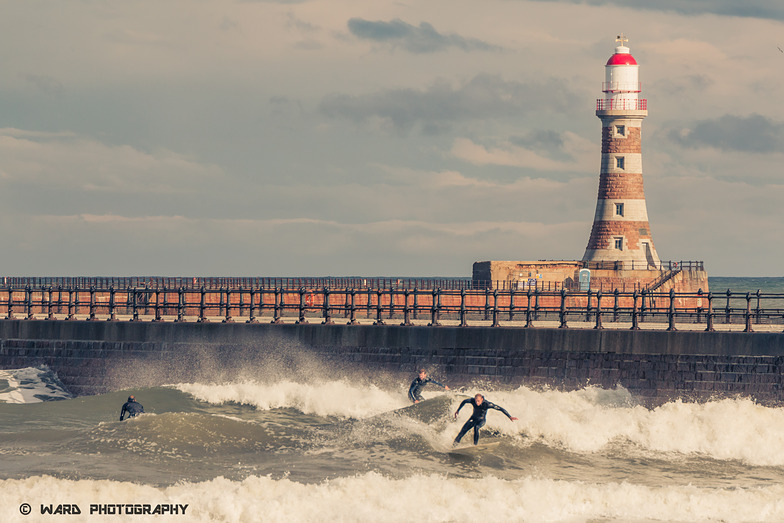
[2,472,783,523]
[172,380,784,467]
[0,366,72,404]
[174,380,407,419]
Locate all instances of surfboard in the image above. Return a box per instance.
[448,440,500,455]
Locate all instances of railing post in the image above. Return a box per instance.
[247,288,258,324]
[631,290,640,330]
[743,292,753,332]
[509,289,515,322]
[388,289,395,320]
[131,287,139,322]
[559,289,568,329]
[176,287,185,322]
[349,288,359,325]
[585,289,592,322]
[533,288,540,321]
[47,286,55,320]
[150,288,160,322]
[492,289,500,328]
[223,288,234,323]
[322,287,334,325]
[755,289,761,323]
[198,286,208,323]
[525,288,533,328]
[219,287,226,320]
[413,287,419,320]
[67,288,76,320]
[459,289,468,327]
[696,288,703,323]
[374,289,385,325]
[272,287,282,324]
[705,291,714,332]
[89,286,97,321]
[484,288,491,321]
[613,289,619,322]
[56,285,63,317]
[594,290,603,330]
[401,289,412,326]
[25,285,33,320]
[429,289,440,326]
[725,289,731,324]
[6,287,14,320]
[639,289,646,323]
[667,289,677,331]
[107,286,116,321]
[297,288,307,324]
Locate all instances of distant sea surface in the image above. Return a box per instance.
[708,276,784,294]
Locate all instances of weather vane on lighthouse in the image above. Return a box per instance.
[616,33,628,46]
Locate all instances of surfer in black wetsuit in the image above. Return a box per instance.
[119,395,144,420]
[453,394,517,445]
[408,369,449,403]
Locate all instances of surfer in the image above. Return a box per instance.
[119,395,145,420]
[453,393,517,446]
[408,369,449,403]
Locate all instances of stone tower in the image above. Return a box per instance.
[582,35,660,269]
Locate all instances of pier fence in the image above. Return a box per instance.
[1,284,783,332]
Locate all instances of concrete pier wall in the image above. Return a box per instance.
[1,320,784,404]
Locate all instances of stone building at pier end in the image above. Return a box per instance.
[474,35,708,295]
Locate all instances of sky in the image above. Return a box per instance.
[1,0,783,277]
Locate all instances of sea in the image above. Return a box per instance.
[1,276,784,523]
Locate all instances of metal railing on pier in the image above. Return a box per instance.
[1,285,782,333]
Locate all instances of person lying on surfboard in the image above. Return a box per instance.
[119,395,145,421]
[453,393,517,446]
[408,369,449,403]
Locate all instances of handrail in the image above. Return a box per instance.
[1,285,782,332]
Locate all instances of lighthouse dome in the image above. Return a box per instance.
[606,45,637,66]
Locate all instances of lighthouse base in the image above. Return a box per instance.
[472,260,709,294]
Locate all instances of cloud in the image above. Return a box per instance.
[0,129,224,195]
[526,0,784,21]
[450,132,594,171]
[347,18,499,53]
[320,74,580,134]
[667,114,784,153]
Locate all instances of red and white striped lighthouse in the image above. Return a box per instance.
[582,34,660,268]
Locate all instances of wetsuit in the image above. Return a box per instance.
[408,377,446,402]
[119,399,144,420]
[454,397,513,445]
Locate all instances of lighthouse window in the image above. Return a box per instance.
[615,203,624,216]
[614,237,624,250]
[616,156,625,169]
[615,125,626,137]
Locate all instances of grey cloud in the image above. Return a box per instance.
[527,0,784,20]
[669,114,784,153]
[319,75,580,134]
[510,130,574,162]
[347,18,499,53]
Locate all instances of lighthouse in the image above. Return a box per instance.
[582,34,660,269]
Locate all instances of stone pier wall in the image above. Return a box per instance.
[1,320,783,405]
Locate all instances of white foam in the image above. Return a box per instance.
[482,386,784,466]
[174,380,407,418]
[175,380,784,467]
[2,473,783,523]
[0,366,72,404]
